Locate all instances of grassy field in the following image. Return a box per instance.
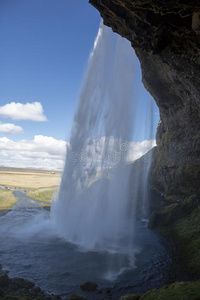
[0,168,61,206]
[27,187,59,203]
[0,169,61,189]
[0,189,18,211]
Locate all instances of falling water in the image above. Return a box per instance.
[140,99,156,220]
[52,22,156,272]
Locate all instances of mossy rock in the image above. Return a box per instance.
[148,200,198,229]
[172,206,200,274]
[119,294,140,300]
[80,281,97,291]
[10,278,35,290]
[140,281,200,300]
[149,202,200,275]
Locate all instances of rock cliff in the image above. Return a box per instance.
[89,0,200,200]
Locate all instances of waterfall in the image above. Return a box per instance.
[52,22,156,263]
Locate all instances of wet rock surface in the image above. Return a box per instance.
[148,202,200,276]
[89,1,200,298]
[89,0,200,200]
[0,265,60,300]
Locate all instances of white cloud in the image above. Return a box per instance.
[0,123,23,135]
[67,137,156,170]
[0,135,67,170]
[0,135,156,171]
[0,102,47,121]
[127,139,156,162]
[87,136,156,162]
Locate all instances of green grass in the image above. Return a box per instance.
[26,188,58,203]
[0,189,18,210]
[140,281,200,300]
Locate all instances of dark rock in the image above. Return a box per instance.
[31,286,42,294]
[68,295,88,300]
[10,278,35,290]
[148,199,198,229]
[89,0,200,200]
[0,274,9,288]
[80,281,98,291]
[34,296,51,300]
[52,296,61,300]
[42,205,51,211]
[0,264,59,300]
[2,296,19,300]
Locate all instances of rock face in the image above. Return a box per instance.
[89,0,200,199]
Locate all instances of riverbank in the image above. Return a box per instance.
[0,167,60,213]
[0,189,18,215]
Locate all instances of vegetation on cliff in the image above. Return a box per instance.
[149,199,200,275]
[140,281,200,300]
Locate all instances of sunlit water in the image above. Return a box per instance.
[52,23,157,278]
[0,191,171,299]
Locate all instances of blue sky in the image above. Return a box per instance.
[0,0,159,170]
[0,0,100,140]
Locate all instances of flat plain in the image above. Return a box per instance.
[0,168,61,189]
[0,167,61,209]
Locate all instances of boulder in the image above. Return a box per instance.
[80,281,98,292]
[10,278,35,290]
[0,274,9,288]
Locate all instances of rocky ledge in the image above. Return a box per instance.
[0,264,60,300]
[89,0,200,200]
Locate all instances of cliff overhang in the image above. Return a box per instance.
[89,0,200,200]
